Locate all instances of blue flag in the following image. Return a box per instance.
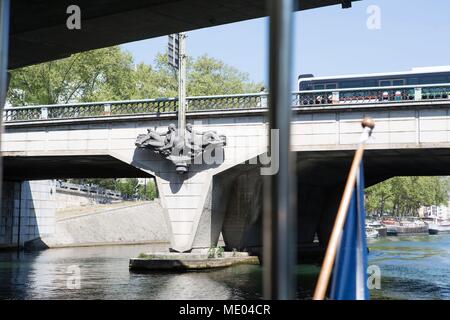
[330,164,369,300]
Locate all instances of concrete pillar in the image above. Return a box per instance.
[315,187,343,247]
[0,181,18,246]
[0,180,56,248]
[221,169,263,252]
[156,170,225,252]
[297,185,324,245]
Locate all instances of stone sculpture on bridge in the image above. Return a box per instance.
[135,123,226,173]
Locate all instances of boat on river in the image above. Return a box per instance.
[366,226,379,238]
[383,218,429,236]
[427,218,450,235]
[367,220,387,237]
[396,219,429,235]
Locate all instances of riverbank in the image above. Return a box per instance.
[27,201,169,249]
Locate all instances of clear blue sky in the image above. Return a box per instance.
[122,0,450,90]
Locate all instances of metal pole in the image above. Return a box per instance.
[178,32,187,136]
[17,182,22,250]
[0,0,10,211]
[263,0,296,300]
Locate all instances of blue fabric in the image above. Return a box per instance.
[330,164,369,300]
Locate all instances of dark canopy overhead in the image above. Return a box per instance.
[9,0,359,69]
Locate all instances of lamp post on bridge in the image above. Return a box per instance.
[168,32,187,137]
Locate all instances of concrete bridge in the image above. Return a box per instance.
[3,84,450,253]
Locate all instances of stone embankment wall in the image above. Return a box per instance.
[35,200,169,248]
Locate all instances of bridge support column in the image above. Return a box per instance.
[220,169,263,253]
[0,181,19,247]
[155,171,226,253]
[297,185,343,251]
[0,180,56,248]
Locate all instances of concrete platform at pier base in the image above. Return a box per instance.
[129,252,260,271]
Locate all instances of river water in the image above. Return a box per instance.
[0,234,449,300]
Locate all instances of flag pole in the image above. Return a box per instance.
[313,117,375,300]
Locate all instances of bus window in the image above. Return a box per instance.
[420,75,447,84]
[392,79,405,86]
[325,83,337,89]
[365,80,377,87]
[299,82,312,90]
[379,79,404,87]
[407,77,419,85]
[313,84,325,90]
[340,80,365,88]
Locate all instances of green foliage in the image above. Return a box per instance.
[69,178,117,191]
[116,178,139,198]
[366,176,449,217]
[216,246,224,258]
[8,47,135,105]
[136,179,158,201]
[207,246,225,259]
[8,47,263,106]
[207,247,216,259]
[67,177,158,201]
[187,54,262,96]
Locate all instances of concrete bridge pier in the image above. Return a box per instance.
[219,166,263,253]
[296,184,343,260]
[149,159,266,254]
[154,168,225,253]
[0,180,56,248]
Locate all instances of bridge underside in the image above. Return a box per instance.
[217,147,450,259]
[298,147,450,187]
[3,146,450,255]
[5,147,450,181]
[9,0,358,69]
[3,155,152,180]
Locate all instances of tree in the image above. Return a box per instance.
[128,52,263,99]
[8,48,263,106]
[137,179,158,200]
[187,54,262,96]
[365,181,392,216]
[365,176,449,217]
[116,178,140,199]
[8,47,136,106]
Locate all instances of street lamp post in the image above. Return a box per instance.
[178,32,187,137]
[168,32,187,136]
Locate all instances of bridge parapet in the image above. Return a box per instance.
[4,83,450,123]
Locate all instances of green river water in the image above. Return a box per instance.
[0,234,448,300]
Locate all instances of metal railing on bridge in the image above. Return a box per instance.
[56,180,122,199]
[3,83,450,122]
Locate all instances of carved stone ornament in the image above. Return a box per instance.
[135,123,226,173]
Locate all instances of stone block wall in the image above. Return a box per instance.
[0,180,56,247]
